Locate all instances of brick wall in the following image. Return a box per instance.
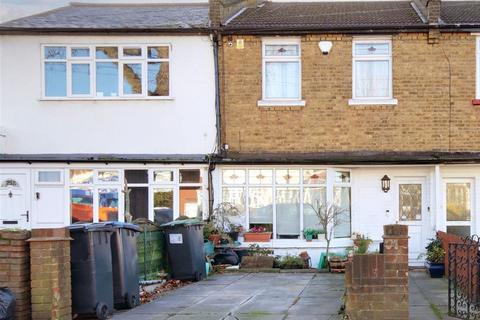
[0,230,31,320]
[220,33,479,153]
[345,224,409,320]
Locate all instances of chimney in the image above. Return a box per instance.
[209,0,263,28]
[413,0,441,43]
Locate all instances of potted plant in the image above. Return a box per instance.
[303,228,323,242]
[352,232,372,254]
[228,224,243,242]
[203,221,222,245]
[243,226,272,242]
[424,237,445,278]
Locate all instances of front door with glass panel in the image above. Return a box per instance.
[0,173,30,229]
[395,178,428,265]
[444,179,474,238]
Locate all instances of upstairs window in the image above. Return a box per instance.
[477,37,480,99]
[42,45,170,99]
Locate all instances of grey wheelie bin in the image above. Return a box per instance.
[161,219,205,281]
[69,223,114,320]
[108,222,141,309]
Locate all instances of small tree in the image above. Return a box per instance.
[211,202,241,232]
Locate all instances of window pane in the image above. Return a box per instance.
[355,60,389,98]
[154,188,174,224]
[99,188,118,222]
[399,184,422,221]
[303,187,326,230]
[222,170,246,185]
[127,187,148,220]
[123,47,142,57]
[70,169,93,184]
[45,62,67,97]
[71,48,90,58]
[334,187,351,238]
[276,187,300,238]
[180,186,202,219]
[123,63,142,95]
[98,170,119,183]
[446,226,471,238]
[275,169,300,185]
[223,187,246,215]
[125,170,148,184]
[153,170,174,183]
[265,44,299,57]
[44,46,66,60]
[303,169,326,184]
[248,187,273,224]
[335,171,351,183]
[180,169,201,183]
[265,62,300,99]
[71,187,93,223]
[248,170,273,185]
[148,46,169,59]
[72,64,90,95]
[96,62,118,97]
[148,62,169,96]
[38,171,61,183]
[355,43,390,56]
[447,183,471,221]
[96,47,118,59]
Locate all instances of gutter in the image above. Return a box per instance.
[220,25,430,35]
[0,27,212,35]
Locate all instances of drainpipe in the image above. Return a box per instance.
[212,32,222,155]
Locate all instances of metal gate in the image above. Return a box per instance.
[448,235,480,319]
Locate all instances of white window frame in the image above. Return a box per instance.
[41,44,171,100]
[35,169,64,185]
[476,37,480,99]
[349,38,397,106]
[258,38,305,107]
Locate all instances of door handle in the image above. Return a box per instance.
[20,211,29,222]
[36,192,40,200]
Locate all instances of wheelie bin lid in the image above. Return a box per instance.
[160,218,204,229]
[68,222,116,233]
[102,221,141,232]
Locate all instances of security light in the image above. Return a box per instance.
[318,41,333,55]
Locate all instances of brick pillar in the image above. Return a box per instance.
[0,230,31,320]
[29,228,72,320]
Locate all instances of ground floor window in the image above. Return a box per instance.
[446,181,472,237]
[221,167,351,240]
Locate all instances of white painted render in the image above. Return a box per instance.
[0,35,216,155]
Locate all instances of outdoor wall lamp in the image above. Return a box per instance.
[381,175,391,193]
[318,41,333,55]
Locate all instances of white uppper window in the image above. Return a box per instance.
[42,45,170,99]
[350,38,396,105]
[477,37,480,99]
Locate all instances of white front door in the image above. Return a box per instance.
[395,178,429,265]
[0,173,30,229]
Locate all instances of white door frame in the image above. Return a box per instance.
[0,169,31,229]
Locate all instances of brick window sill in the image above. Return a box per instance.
[472,99,480,105]
[257,99,306,107]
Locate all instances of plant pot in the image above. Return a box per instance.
[228,231,239,242]
[241,256,275,269]
[208,234,221,245]
[244,232,272,242]
[305,234,313,242]
[425,261,445,278]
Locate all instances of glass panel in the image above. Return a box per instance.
[0,179,20,188]
[123,63,142,95]
[71,47,90,58]
[180,169,201,183]
[125,170,148,184]
[265,61,300,99]
[447,226,471,238]
[303,169,326,184]
[276,187,300,238]
[180,186,202,218]
[222,170,246,185]
[71,187,93,223]
[153,170,174,183]
[355,43,390,56]
[70,169,93,184]
[334,187,351,238]
[248,170,273,185]
[123,47,142,57]
[222,187,246,214]
[335,171,351,183]
[248,187,273,224]
[96,62,118,97]
[399,184,422,221]
[72,64,90,95]
[303,187,326,230]
[126,187,148,220]
[98,170,119,183]
[153,188,174,224]
[44,46,66,60]
[95,47,118,59]
[265,44,299,57]
[148,46,169,59]
[355,60,389,98]
[99,188,118,222]
[147,62,169,96]
[45,62,67,97]
[447,183,471,221]
[38,171,61,183]
[275,169,300,185]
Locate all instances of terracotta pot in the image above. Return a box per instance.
[244,232,272,242]
[208,234,221,245]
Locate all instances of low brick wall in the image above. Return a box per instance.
[0,230,31,320]
[345,224,409,320]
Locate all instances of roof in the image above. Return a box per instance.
[0,2,210,33]
[223,1,426,32]
[441,1,480,26]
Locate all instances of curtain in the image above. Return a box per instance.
[265,62,300,99]
[276,188,300,236]
[355,60,389,98]
[334,187,351,238]
[248,187,273,224]
[303,187,326,230]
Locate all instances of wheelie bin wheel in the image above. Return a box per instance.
[96,302,109,320]
[126,293,138,309]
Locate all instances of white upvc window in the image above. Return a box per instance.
[42,44,170,100]
[476,37,480,99]
[259,38,305,107]
[349,38,397,105]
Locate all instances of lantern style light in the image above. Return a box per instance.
[381,175,391,193]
